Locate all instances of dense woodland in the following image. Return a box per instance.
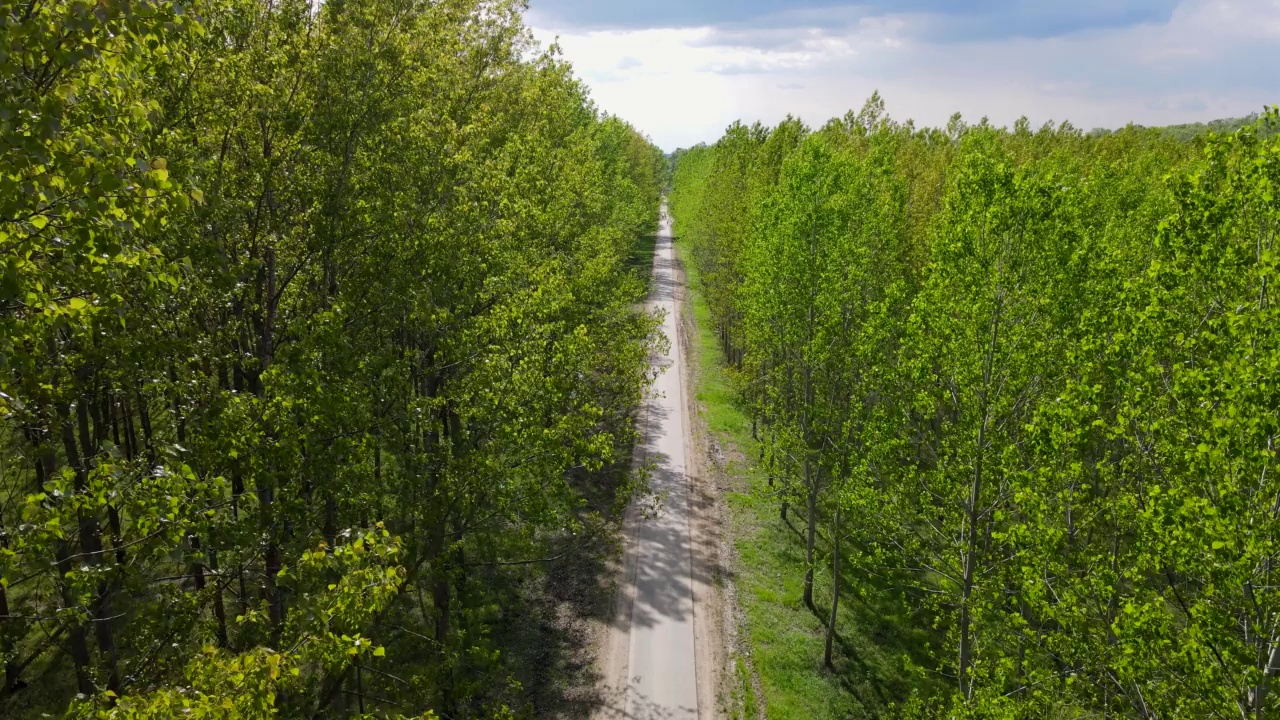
[671,96,1280,718]
[1,0,665,717]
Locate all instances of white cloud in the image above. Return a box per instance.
[531,0,1280,150]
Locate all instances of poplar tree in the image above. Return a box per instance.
[673,98,1278,718]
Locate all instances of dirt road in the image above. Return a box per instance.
[597,207,706,719]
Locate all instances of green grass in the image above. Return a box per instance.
[675,238,940,719]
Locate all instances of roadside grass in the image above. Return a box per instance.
[675,238,941,719]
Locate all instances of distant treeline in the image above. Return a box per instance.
[1112,113,1277,141]
[672,112,1276,159]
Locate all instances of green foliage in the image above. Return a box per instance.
[673,97,1280,717]
[1,0,663,716]
[69,528,416,719]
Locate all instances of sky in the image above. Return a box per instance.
[524,0,1280,151]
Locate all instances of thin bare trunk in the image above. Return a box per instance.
[824,505,842,668]
[803,459,817,610]
[208,547,230,648]
[62,400,121,696]
[0,528,16,690]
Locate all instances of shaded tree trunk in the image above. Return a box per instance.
[824,504,842,668]
[802,461,818,611]
[62,399,121,696]
[28,430,95,696]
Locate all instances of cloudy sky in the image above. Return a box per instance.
[525,0,1280,151]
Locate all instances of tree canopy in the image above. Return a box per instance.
[1,0,664,716]
[672,96,1280,718]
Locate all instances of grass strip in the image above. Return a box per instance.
[675,239,938,720]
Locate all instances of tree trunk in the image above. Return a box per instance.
[801,303,816,610]
[29,433,95,696]
[257,247,284,641]
[1253,637,1280,719]
[959,293,1002,699]
[168,363,187,445]
[121,393,138,462]
[323,492,338,548]
[135,384,154,462]
[0,529,17,690]
[803,459,817,610]
[85,392,126,565]
[54,541,95,697]
[208,546,230,648]
[191,535,207,593]
[824,505,842,668]
[959,413,986,700]
[355,662,365,714]
[62,401,121,696]
[108,505,127,567]
[231,364,249,616]
[431,532,454,714]
[261,487,283,641]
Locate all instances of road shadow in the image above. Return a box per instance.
[490,453,629,718]
[612,229,723,636]
[592,683,698,720]
[648,246,679,306]
[490,225,720,719]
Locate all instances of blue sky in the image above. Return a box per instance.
[525,0,1280,150]
[530,1,1181,39]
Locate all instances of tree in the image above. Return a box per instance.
[1,0,665,715]
[671,95,1279,717]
